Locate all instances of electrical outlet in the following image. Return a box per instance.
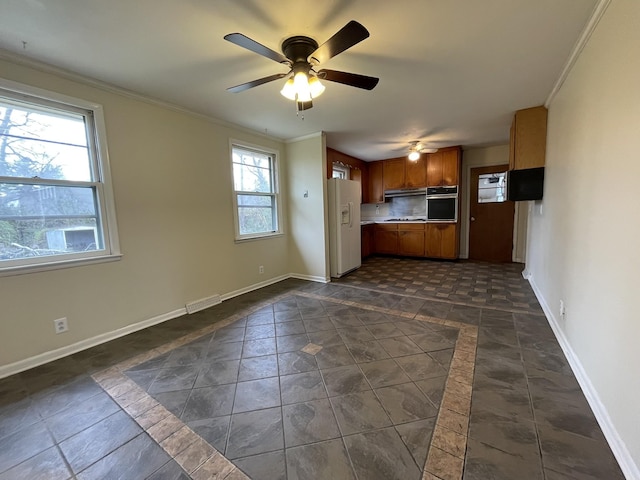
[53,317,68,334]
[559,300,566,320]
[259,265,264,274]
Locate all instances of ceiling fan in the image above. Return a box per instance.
[408,141,438,161]
[224,20,379,111]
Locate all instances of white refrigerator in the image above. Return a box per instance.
[328,178,362,278]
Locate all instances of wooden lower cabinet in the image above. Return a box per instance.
[361,224,374,259]
[374,223,398,255]
[398,224,425,257]
[370,222,458,259]
[425,224,458,259]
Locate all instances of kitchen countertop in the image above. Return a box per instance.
[360,219,456,225]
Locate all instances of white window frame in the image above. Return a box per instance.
[0,78,121,276]
[332,164,350,179]
[230,140,282,241]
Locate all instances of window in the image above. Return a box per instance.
[231,143,281,240]
[332,164,349,179]
[478,172,507,203]
[0,79,120,273]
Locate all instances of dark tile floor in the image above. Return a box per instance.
[0,257,626,480]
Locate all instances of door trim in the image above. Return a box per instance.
[462,161,522,261]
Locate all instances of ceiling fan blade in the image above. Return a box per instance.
[227,73,288,93]
[317,69,379,90]
[224,33,290,64]
[308,20,370,65]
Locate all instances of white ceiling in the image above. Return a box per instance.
[0,0,598,161]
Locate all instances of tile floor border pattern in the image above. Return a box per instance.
[329,281,544,316]
[91,290,478,480]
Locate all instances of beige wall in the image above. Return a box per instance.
[527,0,640,473]
[460,145,528,261]
[0,58,292,369]
[285,133,329,281]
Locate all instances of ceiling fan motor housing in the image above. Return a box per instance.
[282,36,319,74]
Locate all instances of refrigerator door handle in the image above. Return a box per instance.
[348,202,353,228]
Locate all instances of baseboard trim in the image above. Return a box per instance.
[0,307,186,379]
[527,275,640,480]
[0,273,326,379]
[289,273,330,283]
[219,274,291,302]
[0,273,331,378]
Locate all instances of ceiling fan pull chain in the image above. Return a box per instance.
[295,94,305,120]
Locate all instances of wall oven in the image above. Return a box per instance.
[426,186,458,222]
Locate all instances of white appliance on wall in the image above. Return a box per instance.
[328,178,361,278]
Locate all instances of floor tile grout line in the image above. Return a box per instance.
[332,277,543,316]
[90,288,477,480]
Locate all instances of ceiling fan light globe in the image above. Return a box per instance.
[308,76,325,98]
[408,151,420,161]
[293,72,312,102]
[280,77,296,100]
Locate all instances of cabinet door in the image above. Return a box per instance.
[511,106,547,170]
[361,225,373,258]
[425,224,458,259]
[439,224,458,259]
[374,225,398,254]
[398,230,425,257]
[383,158,405,190]
[368,161,384,203]
[425,224,442,257]
[405,156,427,188]
[441,149,460,186]
[426,152,443,186]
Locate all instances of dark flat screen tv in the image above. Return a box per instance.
[507,167,544,201]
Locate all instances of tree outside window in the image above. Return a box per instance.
[231,145,280,239]
[0,81,119,272]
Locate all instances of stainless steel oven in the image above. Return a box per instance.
[426,186,458,222]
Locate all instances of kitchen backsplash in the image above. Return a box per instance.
[361,196,427,220]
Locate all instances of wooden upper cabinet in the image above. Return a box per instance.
[383,158,405,190]
[368,161,384,203]
[426,147,461,186]
[405,156,428,188]
[441,149,460,186]
[509,105,547,170]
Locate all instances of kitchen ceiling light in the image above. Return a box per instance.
[408,141,437,160]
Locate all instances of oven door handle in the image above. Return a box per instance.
[426,194,458,199]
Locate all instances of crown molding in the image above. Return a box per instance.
[0,49,285,142]
[545,0,611,107]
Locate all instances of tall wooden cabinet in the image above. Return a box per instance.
[509,106,547,170]
[368,161,384,203]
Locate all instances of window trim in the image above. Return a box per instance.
[229,140,282,242]
[0,77,121,276]
[332,164,350,179]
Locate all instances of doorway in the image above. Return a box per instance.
[469,165,515,262]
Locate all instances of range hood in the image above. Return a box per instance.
[384,188,427,198]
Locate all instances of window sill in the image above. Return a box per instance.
[0,253,123,277]
[234,232,284,243]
